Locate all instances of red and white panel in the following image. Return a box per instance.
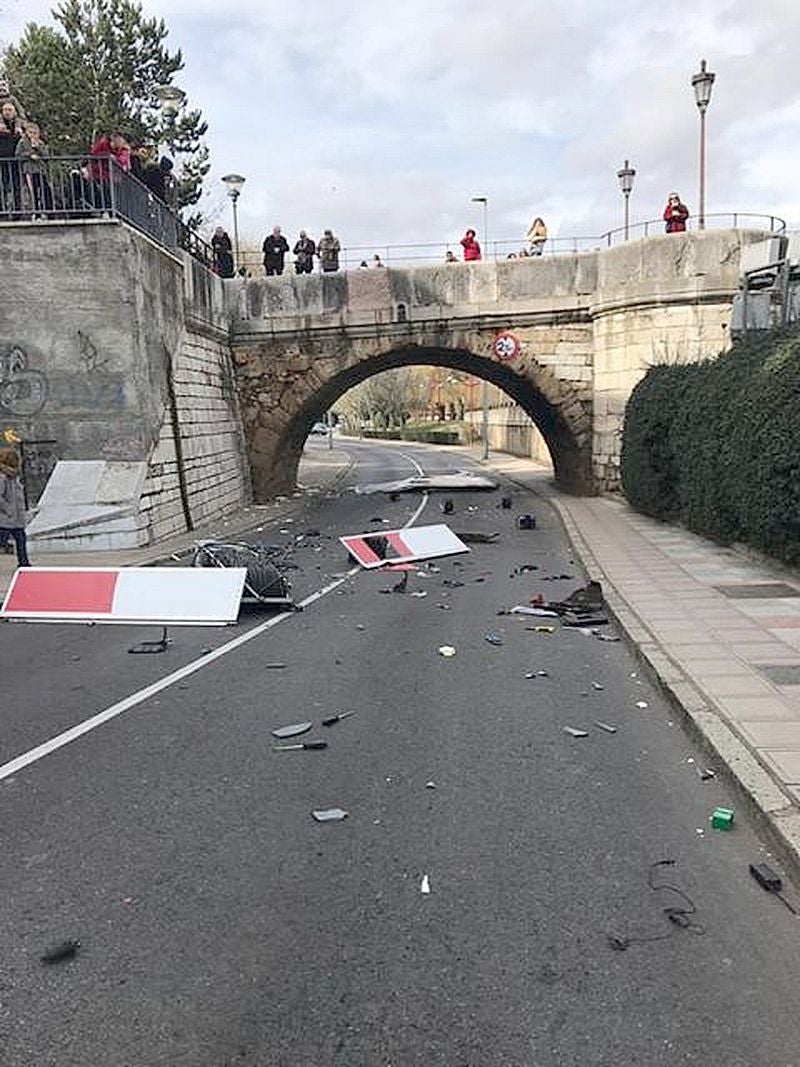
[341,524,469,569]
[0,567,247,624]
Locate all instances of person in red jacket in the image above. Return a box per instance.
[460,228,482,261]
[88,131,131,182]
[663,192,689,233]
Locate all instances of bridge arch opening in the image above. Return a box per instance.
[246,344,593,499]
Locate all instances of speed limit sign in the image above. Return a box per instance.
[492,331,521,362]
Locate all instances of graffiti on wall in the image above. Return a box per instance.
[0,346,48,417]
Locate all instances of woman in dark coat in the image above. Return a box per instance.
[663,192,689,233]
[212,227,235,278]
[0,447,30,566]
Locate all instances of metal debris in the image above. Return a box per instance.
[128,627,170,654]
[272,721,313,739]
[457,531,500,544]
[485,632,504,646]
[312,808,348,823]
[594,721,618,734]
[508,605,559,617]
[274,740,328,751]
[564,727,589,738]
[635,701,649,709]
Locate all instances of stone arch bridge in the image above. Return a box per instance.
[230,228,769,498]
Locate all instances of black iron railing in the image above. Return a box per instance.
[0,154,212,266]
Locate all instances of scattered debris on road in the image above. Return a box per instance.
[711,807,735,830]
[41,940,81,965]
[749,863,798,915]
[635,701,649,709]
[484,631,504,646]
[264,663,288,670]
[506,605,559,617]
[274,740,328,752]
[438,645,457,657]
[698,767,716,781]
[322,711,356,727]
[355,471,497,495]
[594,721,618,734]
[312,808,348,823]
[607,860,705,951]
[517,514,536,530]
[272,721,313,739]
[420,874,431,894]
[564,726,589,738]
[441,498,454,514]
[457,531,499,544]
[128,627,170,654]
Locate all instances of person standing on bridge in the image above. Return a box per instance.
[526,217,548,255]
[460,228,481,261]
[317,229,341,272]
[0,447,30,567]
[663,192,689,233]
[212,227,235,278]
[293,230,316,274]
[263,225,290,275]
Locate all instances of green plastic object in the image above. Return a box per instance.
[711,806,735,830]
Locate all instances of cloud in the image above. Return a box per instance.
[2,0,799,246]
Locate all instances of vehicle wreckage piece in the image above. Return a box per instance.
[355,471,497,495]
[190,541,294,607]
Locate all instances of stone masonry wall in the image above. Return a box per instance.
[141,326,251,542]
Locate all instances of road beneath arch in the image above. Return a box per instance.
[0,439,798,1065]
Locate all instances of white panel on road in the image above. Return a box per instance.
[341,524,469,569]
[113,568,247,623]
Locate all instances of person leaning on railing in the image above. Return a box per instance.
[0,101,23,214]
[15,121,53,215]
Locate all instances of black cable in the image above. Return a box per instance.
[607,859,706,951]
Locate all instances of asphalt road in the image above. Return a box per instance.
[0,438,799,1066]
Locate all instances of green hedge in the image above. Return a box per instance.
[621,330,800,564]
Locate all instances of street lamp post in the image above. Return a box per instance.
[471,195,489,259]
[471,196,490,458]
[154,84,185,154]
[221,173,246,272]
[691,58,715,231]
[617,159,636,240]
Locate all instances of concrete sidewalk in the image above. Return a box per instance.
[469,448,800,869]
[0,445,354,597]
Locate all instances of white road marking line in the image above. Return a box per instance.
[0,446,432,784]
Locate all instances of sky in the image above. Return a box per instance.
[1,0,798,252]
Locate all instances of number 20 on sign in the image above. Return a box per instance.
[492,331,521,362]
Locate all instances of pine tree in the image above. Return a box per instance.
[4,0,209,210]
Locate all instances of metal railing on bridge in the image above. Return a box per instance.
[0,154,213,269]
[236,212,786,274]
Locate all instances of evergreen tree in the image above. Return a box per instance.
[4,0,209,210]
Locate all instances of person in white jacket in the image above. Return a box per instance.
[526,217,547,256]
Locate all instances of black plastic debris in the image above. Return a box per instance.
[265,663,287,670]
[485,632,504,646]
[128,627,170,655]
[457,531,499,544]
[748,863,797,913]
[517,515,536,530]
[441,498,454,514]
[442,578,465,588]
[272,721,313,739]
[501,496,513,509]
[41,940,81,965]
[322,711,356,727]
[607,860,705,951]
